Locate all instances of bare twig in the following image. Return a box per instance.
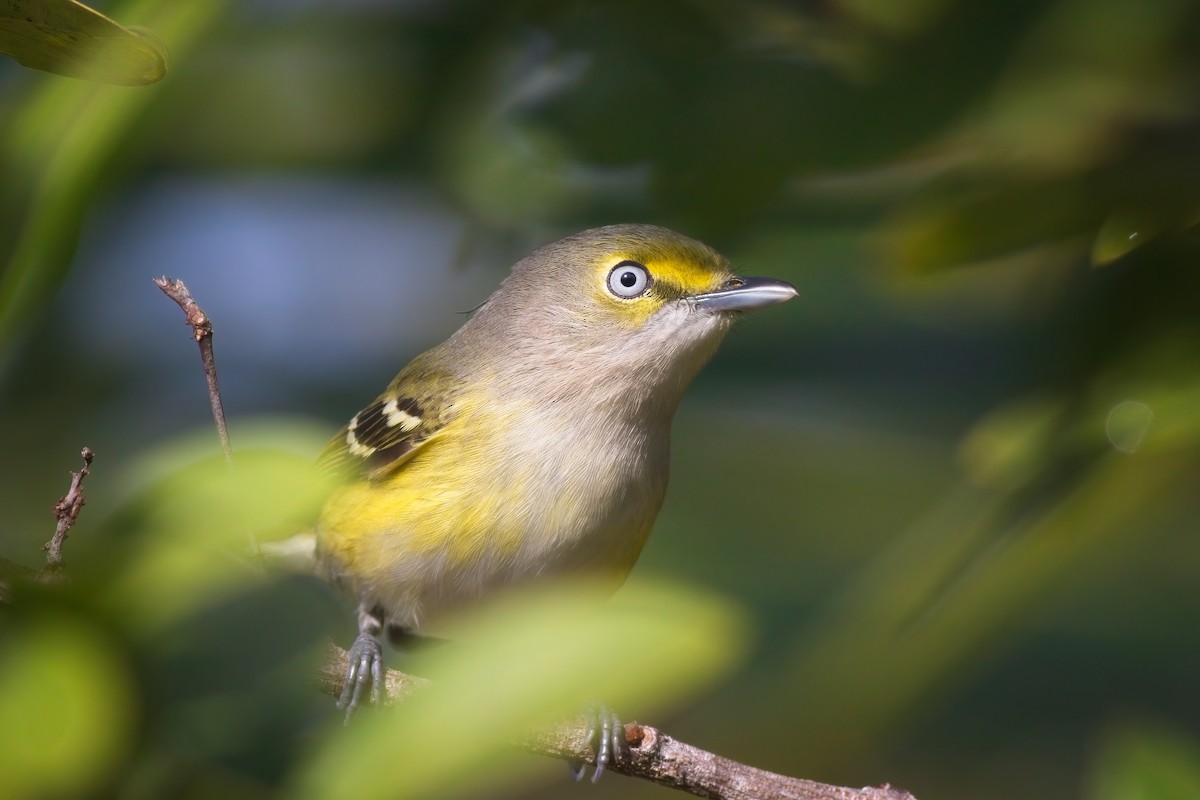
[153,276,233,465]
[317,643,917,800]
[42,447,94,579]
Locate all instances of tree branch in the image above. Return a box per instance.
[41,446,94,582]
[317,643,917,800]
[153,276,233,465]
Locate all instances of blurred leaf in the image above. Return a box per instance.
[445,115,576,229]
[883,176,1102,274]
[152,23,414,167]
[0,0,228,348]
[0,0,167,85]
[0,616,136,798]
[1089,723,1200,800]
[836,0,950,36]
[959,395,1064,489]
[964,371,1200,493]
[965,0,1192,169]
[1092,206,1200,266]
[1091,208,1167,266]
[295,577,749,800]
[102,421,334,632]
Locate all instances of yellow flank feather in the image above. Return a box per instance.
[319,385,667,629]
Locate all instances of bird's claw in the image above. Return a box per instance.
[568,703,625,782]
[337,631,383,723]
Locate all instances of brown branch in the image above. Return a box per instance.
[317,643,917,800]
[153,276,233,465]
[41,447,94,581]
[525,725,915,800]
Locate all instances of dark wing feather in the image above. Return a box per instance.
[317,360,458,481]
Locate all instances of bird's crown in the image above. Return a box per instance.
[493,224,738,328]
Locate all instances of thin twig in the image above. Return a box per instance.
[316,643,918,800]
[42,447,94,580]
[153,276,233,465]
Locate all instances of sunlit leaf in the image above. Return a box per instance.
[103,421,334,631]
[883,179,1100,275]
[959,395,1063,489]
[1089,723,1200,800]
[0,0,167,85]
[1092,208,1166,266]
[0,617,136,798]
[296,577,749,800]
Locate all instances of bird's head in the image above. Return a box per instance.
[460,224,797,408]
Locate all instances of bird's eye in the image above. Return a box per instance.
[606,261,651,299]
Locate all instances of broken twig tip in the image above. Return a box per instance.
[43,447,95,577]
[154,276,212,341]
[154,277,232,464]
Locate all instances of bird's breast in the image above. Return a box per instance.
[318,399,671,630]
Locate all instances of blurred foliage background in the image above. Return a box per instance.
[3,0,1200,798]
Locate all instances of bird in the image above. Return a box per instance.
[313,223,796,776]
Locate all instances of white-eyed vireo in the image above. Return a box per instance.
[315,224,795,756]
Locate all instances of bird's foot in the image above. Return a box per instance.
[568,702,626,782]
[337,631,383,723]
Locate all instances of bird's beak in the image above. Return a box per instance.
[689,277,799,313]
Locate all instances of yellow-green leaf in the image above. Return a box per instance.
[296,577,750,800]
[1092,208,1165,266]
[1089,723,1200,800]
[0,0,167,85]
[0,618,137,798]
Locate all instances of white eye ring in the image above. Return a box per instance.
[606,261,651,299]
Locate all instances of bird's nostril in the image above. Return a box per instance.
[724,278,745,289]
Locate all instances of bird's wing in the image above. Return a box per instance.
[316,360,459,482]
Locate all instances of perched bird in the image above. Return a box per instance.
[314,224,796,773]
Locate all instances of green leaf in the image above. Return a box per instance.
[102,420,334,632]
[1092,208,1166,266]
[295,577,750,800]
[1090,723,1200,800]
[0,0,167,85]
[958,395,1064,489]
[0,617,137,798]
